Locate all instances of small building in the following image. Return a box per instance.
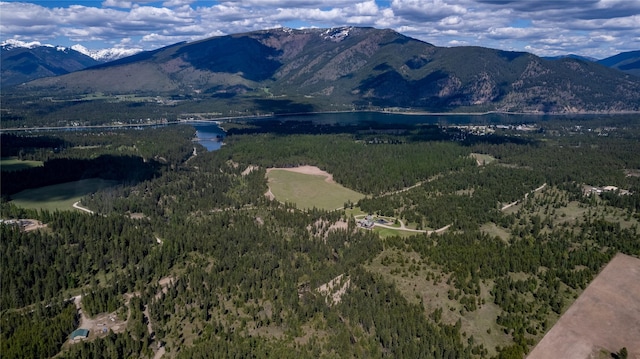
[70,328,89,341]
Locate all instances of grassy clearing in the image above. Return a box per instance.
[470,153,497,166]
[365,248,511,356]
[480,222,511,243]
[10,178,118,211]
[267,170,364,211]
[373,227,420,239]
[0,157,43,172]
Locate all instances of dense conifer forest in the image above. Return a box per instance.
[1,115,639,358]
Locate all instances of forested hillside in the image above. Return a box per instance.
[1,115,639,358]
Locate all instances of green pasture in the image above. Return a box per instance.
[373,227,419,239]
[267,170,364,211]
[1,157,44,172]
[10,178,118,212]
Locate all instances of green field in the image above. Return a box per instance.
[267,170,364,210]
[0,157,44,172]
[10,178,118,212]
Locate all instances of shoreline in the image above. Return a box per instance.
[3,109,638,132]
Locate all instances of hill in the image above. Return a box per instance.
[12,27,640,113]
[598,50,640,77]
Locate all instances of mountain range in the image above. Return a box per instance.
[1,40,142,87]
[3,27,640,113]
[596,50,640,77]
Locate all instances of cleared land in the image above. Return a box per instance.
[0,157,43,172]
[527,253,640,359]
[470,153,497,166]
[10,178,117,211]
[266,166,364,210]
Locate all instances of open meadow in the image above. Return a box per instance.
[266,166,364,210]
[10,178,118,212]
[1,157,44,172]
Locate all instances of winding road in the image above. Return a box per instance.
[72,201,94,214]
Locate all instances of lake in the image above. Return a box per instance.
[253,111,560,125]
[193,111,639,150]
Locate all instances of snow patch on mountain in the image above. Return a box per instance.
[1,39,52,50]
[322,27,352,42]
[71,44,142,62]
[1,39,142,62]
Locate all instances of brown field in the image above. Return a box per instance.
[266,165,336,183]
[527,253,640,359]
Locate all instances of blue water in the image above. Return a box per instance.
[190,112,637,151]
[248,111,574,126]
[188,122,226,151]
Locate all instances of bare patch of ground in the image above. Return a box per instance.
[21,219,47,232]
[307,219,350,241]
[527,253,640,359]
[242,165,259,175]
[264,188,275,200]
[328,219,349,232]
[471,153,497,166]
[68,295,127,344]
[625,169,640,178]
[317,274,350,306]
[129,212,147,220]
[266,165,335,183]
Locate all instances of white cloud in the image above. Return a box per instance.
[391,0,467,22]
[439,16,462,26]
[102,0,134,8]
[163,0,196,7]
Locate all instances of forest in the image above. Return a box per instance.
[1,114,639,359]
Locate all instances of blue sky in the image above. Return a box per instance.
[1,0,639,58]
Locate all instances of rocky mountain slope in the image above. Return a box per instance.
[1,41,101,87]
[13,27,640,113]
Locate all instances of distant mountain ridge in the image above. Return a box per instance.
[8,28,640,113]
[598,51,640,77]
[543,54,598,62]
[1,39,143,87]
[1,41,100,87]
[1,39,142,61]
[544,51,640,77]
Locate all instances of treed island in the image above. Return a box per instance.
[2,114,640,359]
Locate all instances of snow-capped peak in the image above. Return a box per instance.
[1,39,142,62]
[1,39,52,50]
[71,44,142,62]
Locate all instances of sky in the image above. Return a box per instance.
[1,0,639,59]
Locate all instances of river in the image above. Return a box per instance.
[187,121,226,151]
